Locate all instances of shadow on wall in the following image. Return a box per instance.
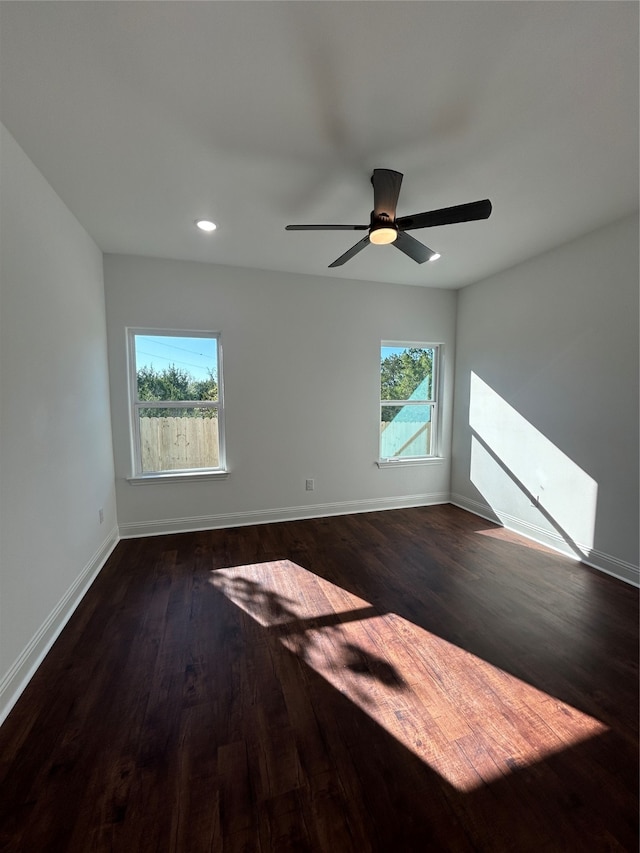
[468,371,598,561]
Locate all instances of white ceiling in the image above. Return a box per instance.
[1,1,638,289]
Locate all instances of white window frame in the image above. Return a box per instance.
[127,328,227,483]
[378,341,442,467]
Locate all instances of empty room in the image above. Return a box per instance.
[0,2,638,851]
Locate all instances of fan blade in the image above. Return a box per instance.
[397,199,492,231]
[372,169,403,219]
[394,231,437,264]
[328,235,370,267]
[286,224,368,231]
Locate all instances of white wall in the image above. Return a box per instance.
[451,214,639,585]
[0,124,118,723]
[104,254,457,536]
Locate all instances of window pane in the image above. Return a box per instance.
[138,408,220,473]
[380,346,434,401]
[134,335,218,402]
[380,404,433,458]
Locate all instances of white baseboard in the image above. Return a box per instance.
[579,549,640,588]
[448,494,502,526]
[0,527,120,727]
[450,493,639,587]
[118,492,451,539]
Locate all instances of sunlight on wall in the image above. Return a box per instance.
[210,560,607,793]
[469,372,598,554]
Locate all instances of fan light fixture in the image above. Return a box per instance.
[196,220,217,233]
[369,226,397,245]
[285,169,492,268]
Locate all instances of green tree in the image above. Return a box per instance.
[137,365,218,417]
[188,369,218,403]
[381,348,433,422]
[188,369,219,418]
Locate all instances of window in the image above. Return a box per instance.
[379,343,439,461]
[128,329,226,478]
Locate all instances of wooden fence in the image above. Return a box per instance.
[140,415,430,471]
[140,416,219,472]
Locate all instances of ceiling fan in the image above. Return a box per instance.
[286,169,492,267]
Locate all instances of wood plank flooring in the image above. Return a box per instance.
[0,505,637,852]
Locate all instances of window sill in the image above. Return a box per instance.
[127,470,229,485]
[376,457,446,469]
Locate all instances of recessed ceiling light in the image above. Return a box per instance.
[429,252,441,262]
[196,220,217,233]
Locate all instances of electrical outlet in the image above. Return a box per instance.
[305,479,314,491]
[99,508,104,524]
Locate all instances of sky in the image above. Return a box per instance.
[134,339,422,380]
[134,335,218,380]
[381,345,432,360]
[382,346,407,360]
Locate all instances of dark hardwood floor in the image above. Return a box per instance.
[0,505,637,852]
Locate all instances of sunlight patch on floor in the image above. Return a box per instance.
[474,525,566,554]
[210,560,607,792]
